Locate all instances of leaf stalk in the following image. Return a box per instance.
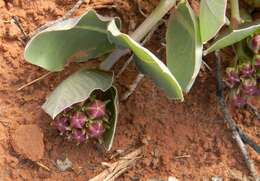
[100,0,176,70]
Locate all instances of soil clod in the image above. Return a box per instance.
[11,124,44,161]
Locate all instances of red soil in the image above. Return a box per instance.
[0,0,259,180]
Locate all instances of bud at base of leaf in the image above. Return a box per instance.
[225,68,240,88]
[72,130,87,143]
[55,117,68,133]
[242,79,258,96]
[239,63,255,78]
[251,34,260,54]
[88,122,105,138]
[71,112,86,129]
[86,100,106,119]
[232,95,247,108]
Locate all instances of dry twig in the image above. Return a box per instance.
[237,127,260,154]
[121,73,144,101]
[89,148,142,181]
[246,103,260,120]
[11,16,29,39]
[17,72,52,91]
[215,50,259,181]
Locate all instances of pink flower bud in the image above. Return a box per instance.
[71,112,86,129]
[239,63,255,78]
[255,55,260,69]
[232,95,247,108]
[88,122,105,138]
[72,130,87,143]
[251,34,260,53]
[225,68,240,88]
[242,79,258,96]
[86,100,106,119]
[55,117,68,133]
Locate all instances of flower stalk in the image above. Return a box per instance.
[230,0,241,28]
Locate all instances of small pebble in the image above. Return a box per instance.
[211,176,223,181]
[56,158,72,172]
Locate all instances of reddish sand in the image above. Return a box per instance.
[0,0,259,180]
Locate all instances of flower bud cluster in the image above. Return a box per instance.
[53,93,109,144]
[225,34,260,107]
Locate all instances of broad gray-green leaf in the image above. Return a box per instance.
[24,10,118,71]
[42,69,113,119]
[205,20,260,54]
[199,0,227,43]
[166,1,203,92]
[103,86,118,151]
[106,21,183,100]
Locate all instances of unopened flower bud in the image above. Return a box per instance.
[242,79,258,96]
[72,130,87,143]
[55,117,68,133]
[239,63,255,78]
[225,68,240,88]
[71,112,86,129]
[88,122,105,138]
[86,100,106,119]
[254,55,260,69]
[232,95,247,108]
[250,34,260,53]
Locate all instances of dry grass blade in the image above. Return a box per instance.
[89,148,142,181]
[17,72,52,91]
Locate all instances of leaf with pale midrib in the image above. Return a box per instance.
[205,20,260,54]
[199,0,227,43]
[166,1,203,93]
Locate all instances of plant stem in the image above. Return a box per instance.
[100,0,176,71]
[230,0,241,28]
[215,50,259,181]
[130,0,176,42]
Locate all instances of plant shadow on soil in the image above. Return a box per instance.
[0,0,259,180]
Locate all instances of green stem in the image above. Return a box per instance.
[100,0,176,71]
[230,0,241,28]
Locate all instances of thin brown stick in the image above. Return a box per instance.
[17,72,52,91]
[215,50,259,181]
[246,103,260,120]
[174,155,191,159]
[89,148,142,181]
[135,0,148,17]
[121,73,144,101]
[30,0,89,37]
[11,16,28,39]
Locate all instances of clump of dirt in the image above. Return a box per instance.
[11,124,44,161]
[0,0,259,181]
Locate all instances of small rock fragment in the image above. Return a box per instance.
[229,169,243,181]
[11,124,44,161]
[168,176,179,181]
[56,158,72,172]
[147,179,164,181]
[211,176,223,181]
